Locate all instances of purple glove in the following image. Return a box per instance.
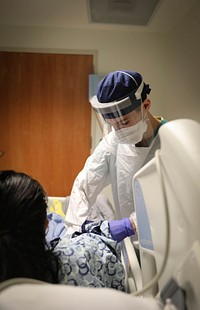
[109,218,135,242]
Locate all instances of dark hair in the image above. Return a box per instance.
[0,170,60,283]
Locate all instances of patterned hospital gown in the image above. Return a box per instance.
[52,220,125,291]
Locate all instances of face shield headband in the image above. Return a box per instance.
[90,81,147,120]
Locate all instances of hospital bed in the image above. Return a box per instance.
[0,118,199,310]
[125,118,200,309]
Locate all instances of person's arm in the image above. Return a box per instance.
[65,136,115,233]
[77,217,136,242]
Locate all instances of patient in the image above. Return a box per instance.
[0,170,136,290]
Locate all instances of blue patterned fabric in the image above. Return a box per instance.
[46,213,67,243]
[54,220,125,291]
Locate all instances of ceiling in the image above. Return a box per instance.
[0,0,198,34]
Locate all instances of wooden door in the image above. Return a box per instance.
[0,52,93,196]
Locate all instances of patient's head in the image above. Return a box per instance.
[0,170,60,283]
[0,170,48,234]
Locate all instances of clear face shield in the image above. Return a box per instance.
[90,84,154,146]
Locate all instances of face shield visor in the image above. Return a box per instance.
[90,82,154,146]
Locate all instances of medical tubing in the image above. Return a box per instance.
[132,150,170,296]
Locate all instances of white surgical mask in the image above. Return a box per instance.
[114,119,147,144]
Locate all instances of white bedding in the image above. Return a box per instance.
[48,193,116,221]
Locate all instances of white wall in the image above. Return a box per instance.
[0,2,200,126]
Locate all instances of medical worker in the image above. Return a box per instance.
[65,70,167,233]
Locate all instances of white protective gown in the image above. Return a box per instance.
[65,123,162,233]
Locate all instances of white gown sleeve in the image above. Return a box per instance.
[65,133,116,233]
